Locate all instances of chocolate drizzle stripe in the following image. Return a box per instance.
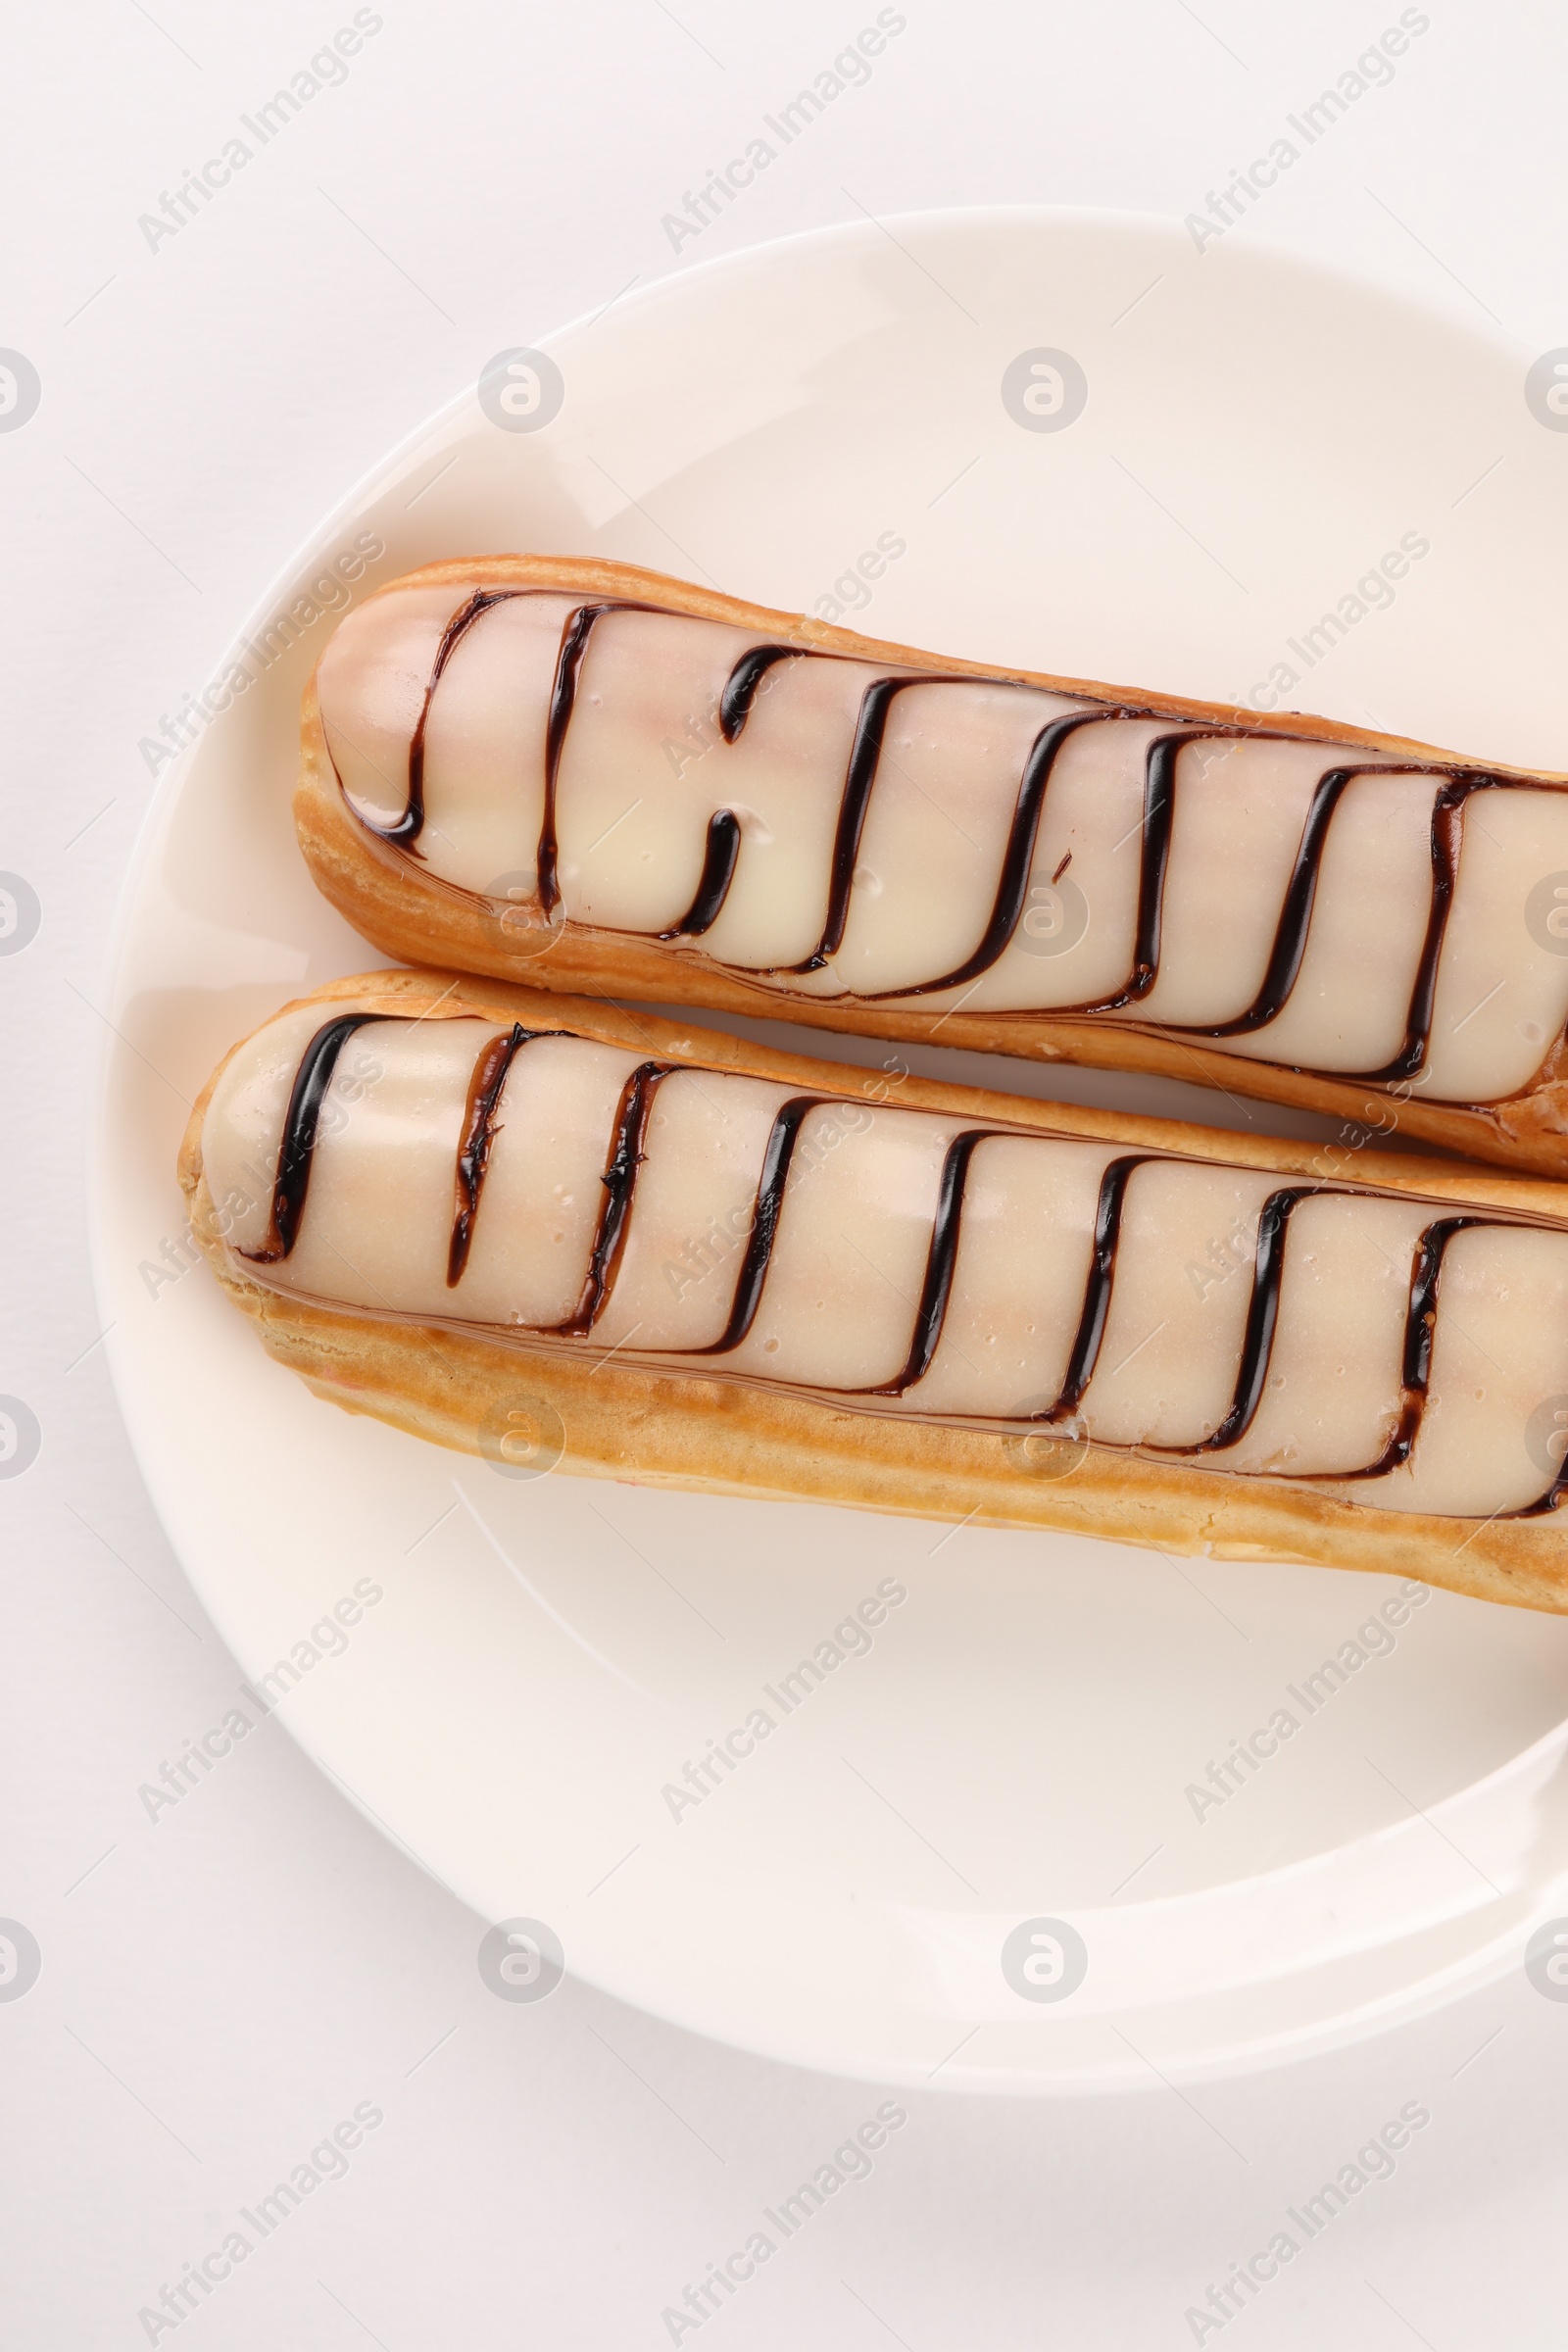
[551,1058,673,1336]
[660,808,742,939]
[857,734,1502,1063]
[1065,1186,1497,1480]
[693,1096,822,1355]
[260,1019,1568,1514]
[1182,767,1503,1073]
[859,1129,989,1395]
[1363,779,1496,1083]
[785,676,950,974]
[1042,1155,1152,1421]
[683,669,1520,1080]
[1321,1214,1483,1481]
[535,597,678,915]
[1079,731,1184,1012]
[718,644,800,740]
[1403,1217,1482,1394]
[856,723,1196,1013]
[1180,1187,1310,1452]
[539,602,611,917]
[243,1012,393,1262]
[368,590,520,850]
[448,1024,536,1288]
[1197,774,1353,1037]
[1513,1436,1568,1516]
[338,598,1539,1094]
[860,709,1131,1001]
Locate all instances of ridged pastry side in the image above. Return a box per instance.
[293,552,1568,1177]
[180,967,1568,1614]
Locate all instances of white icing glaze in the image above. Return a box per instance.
[201,1004,1568,1517]
[314,586,1568,1104]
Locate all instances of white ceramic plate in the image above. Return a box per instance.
[94,209,1568,2091]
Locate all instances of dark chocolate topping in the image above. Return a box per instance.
[862,1129,989,1395]
[448,1023,536,1288]
[718,643,800,740]
[242,1012,388,1262]
[551,1057,672,1337]
[862,710,1128,1000]
[539,602,612,916]
[256,1015,1568,1512]
[337,592,1544,1099]
[1185,1186,1309,1452]
[785,677,949,974]
[1045,1154,1150,1421]
[690,1095,821,1355]
[660,808,743,940]
[371,590,519,851]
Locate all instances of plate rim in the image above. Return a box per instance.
[89,201,1568,2093]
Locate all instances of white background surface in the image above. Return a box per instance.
[8,2,1568,2344]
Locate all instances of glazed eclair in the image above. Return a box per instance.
[182,970,1568,1613]
[295,556,1568,1176]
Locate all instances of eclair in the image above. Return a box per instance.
[295,555,1568,1176]
[182,969,1568,1613]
